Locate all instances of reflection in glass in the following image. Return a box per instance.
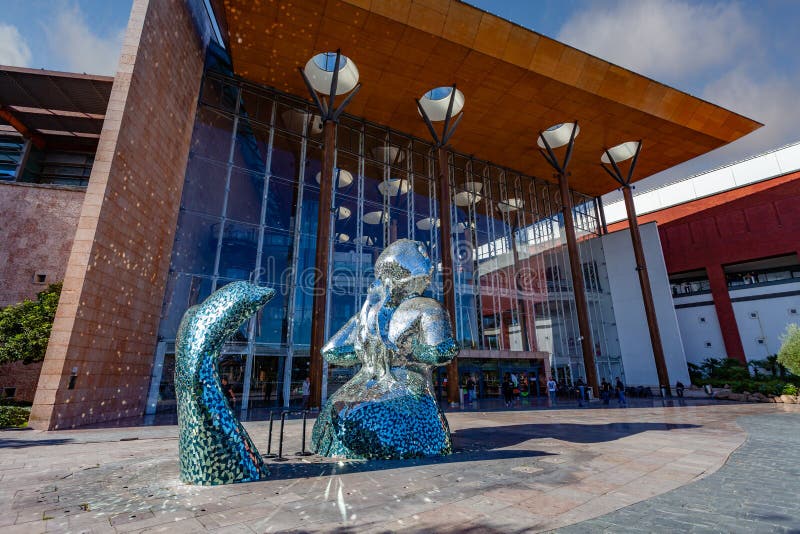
[156,69,626,416]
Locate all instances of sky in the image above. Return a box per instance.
[1,0,798,198]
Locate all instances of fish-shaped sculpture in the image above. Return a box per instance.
[311,239,458,459]
[175,281,274,485]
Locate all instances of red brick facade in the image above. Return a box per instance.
[30,0,206,429]
[0,361,43,403]
[609,171,800,362]
[0,183,84,308]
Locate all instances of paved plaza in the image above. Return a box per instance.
[0,402,798,533]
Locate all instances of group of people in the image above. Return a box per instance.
[501,372,532,407]
[219,376,313,410]
[599,377,627,407]
[543,375,628,407]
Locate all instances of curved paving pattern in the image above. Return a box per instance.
[0,404,796,532]
[559,412,800,533]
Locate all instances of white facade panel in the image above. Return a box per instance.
[601,222,690,386]
[775,142,800,172]
[693,168,735,197]
[674,304,726,365]
[732,155,781,187]
[730,281,800,361]
[657,180,695,208]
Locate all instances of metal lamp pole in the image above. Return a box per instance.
[416,85,464,406]
[298,50,361,408]
[601,141,670,395]
[537,122,600,395]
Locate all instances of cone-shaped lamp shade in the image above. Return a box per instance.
[601,141,641,163]
[418,86,465,122]
[304,52,359,96]
[537,122,579,149]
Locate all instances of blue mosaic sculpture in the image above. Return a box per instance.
[176,281,274,485]
[311,239,459,459]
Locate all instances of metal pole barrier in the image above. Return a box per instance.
[274,411,289,461]
[296,410,313,456]
[264,410,276,458]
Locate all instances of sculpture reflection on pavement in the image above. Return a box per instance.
[311,239,459,459]
[176,281,274,485]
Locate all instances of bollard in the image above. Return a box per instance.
[296,410,313,456]
[263,410,277,458]
[273,411,289,461]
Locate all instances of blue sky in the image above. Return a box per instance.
[1,0,798,194]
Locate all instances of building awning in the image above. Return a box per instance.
[0,65,113,150]
[220,0,761,197]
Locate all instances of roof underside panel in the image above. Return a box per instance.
[0,66,112,148]
[221,0,761,197]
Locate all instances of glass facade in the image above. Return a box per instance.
[0,132,94,187]
[152,67,624,413]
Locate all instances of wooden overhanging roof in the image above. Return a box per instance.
[220,0,761,197]
[0,66,112,150]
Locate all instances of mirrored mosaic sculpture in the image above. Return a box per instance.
[176,281,274,485]
[311,239,459,459]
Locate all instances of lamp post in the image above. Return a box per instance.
[299,50,361,408]
[416,85,465,406]
[601,141,670,394]
[536,122,599,395]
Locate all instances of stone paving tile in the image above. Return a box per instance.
[556,411,800,533]
[0,403,797,532]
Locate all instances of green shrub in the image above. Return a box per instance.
[777,324,800,377]
[0,282,61,365]
[749,355,788,378]
[687,362,704,385]
[782,384,798,396]
[0,405,30,427]
[693,357,750,383]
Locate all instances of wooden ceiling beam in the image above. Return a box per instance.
[0,104,46,149]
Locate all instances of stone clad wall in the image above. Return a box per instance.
[0,361,44,402]
[30,0,206,429]
[0,183,84,308]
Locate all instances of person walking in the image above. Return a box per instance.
[575,378,586,407]
[601,378,611,405]
[547,376,557,406]
[675,380,685,398]
[615,376,627,407]
[302,376,311,410]
[466,374,476,404]
[502,373,514,407]
[221,377,236,410]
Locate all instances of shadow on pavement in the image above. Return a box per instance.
[454,422,700,449]
[0,437,74,448]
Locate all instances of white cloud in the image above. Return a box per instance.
[703,68,800,149]
[0,23,32,67]
[557,0,755,82]
[43,3,124,75]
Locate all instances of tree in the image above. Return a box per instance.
[777,323,800,376]
[0,282,62,365]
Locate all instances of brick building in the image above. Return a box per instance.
[606,143,800,365]
[0,67,111,402]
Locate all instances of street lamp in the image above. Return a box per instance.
[535,121,599,395]
[416,85,465,406]
[298,50,361,409]
[601,140,671,394]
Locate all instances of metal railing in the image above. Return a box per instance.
[264,409,314,462]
